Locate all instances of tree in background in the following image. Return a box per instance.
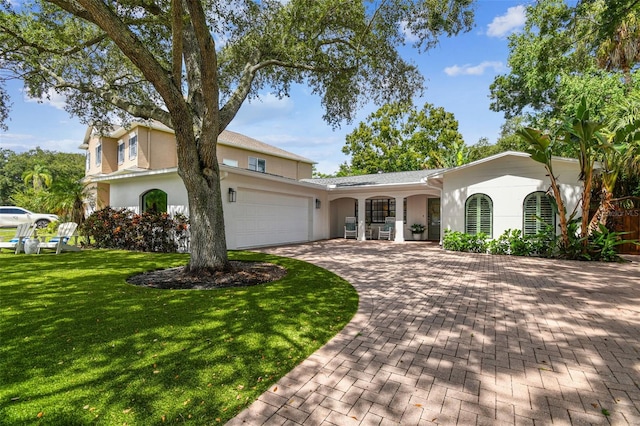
[466,117,530,162]
[489,0,638,130]
[339,101,466,175]
[0,148,84,206]
[0,0,475,273]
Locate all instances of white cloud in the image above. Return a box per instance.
[231,92,294,126]
[23,88,67,110]
[0,133,81,153]
[486,5,526,38]
[400,21,420,43]
[443,61,504,76]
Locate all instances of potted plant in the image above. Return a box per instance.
[410,223,425,240]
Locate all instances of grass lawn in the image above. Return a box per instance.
[0,249,358,424]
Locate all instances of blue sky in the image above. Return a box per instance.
[0,1,529,175]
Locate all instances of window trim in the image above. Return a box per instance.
[465,193,493,237]
[248,156,266,173]
[523,191,555,236]
[117,139,125,165]
[129,133,138,160]
[95,143,102,166]
[355,198,407,224]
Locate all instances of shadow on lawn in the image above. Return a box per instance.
[0,250,357,424]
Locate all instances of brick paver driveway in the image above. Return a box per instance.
[229,240,640,425]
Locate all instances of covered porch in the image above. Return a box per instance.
[321,172,444,243]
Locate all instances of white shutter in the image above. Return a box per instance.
[523,192,555,236]
[466,194,492,237]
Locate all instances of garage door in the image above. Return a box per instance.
[235,189,309,248]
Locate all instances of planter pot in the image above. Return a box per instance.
[412,233,423,241]
[23,238,40,255]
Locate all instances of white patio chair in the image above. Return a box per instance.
[37,222,80,254]
[377,217,395,240]
[0,222,36,254]
[344,217,357,239]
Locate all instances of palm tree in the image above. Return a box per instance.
[22,163,52,191]
[589,92,640,233]
[596,12,640,90]
[562,99,608,249]
[45,178,90,224]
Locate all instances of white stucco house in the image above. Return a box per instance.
[81,121,585,249]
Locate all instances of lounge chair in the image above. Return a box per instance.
[377,217,395,240]
[344,217,357,239]
[37,222,80,254]
[0,222,36,254]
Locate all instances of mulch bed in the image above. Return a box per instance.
[127,260,287,290]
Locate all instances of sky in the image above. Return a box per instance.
[0,1,530,175]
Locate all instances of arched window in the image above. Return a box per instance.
[523,191,555,236]
[141,189,167,213]
[465,194,492,237]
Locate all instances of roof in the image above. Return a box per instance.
[218,130,314,164]
[81,121,315,164]
[427,151,582,179]
[303,169,447,188]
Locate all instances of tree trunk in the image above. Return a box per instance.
[173,115,230,274]
[588,188,613,236]
[546,165,570,249]
[180,163,230,273]
[580,168,593,250]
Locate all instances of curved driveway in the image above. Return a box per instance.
[229,240,640,425]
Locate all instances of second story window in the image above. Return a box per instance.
[118,140,125,164]
[129,134,138,159]
[86,152,91,171]
[248,156,266,173]
[95,143,102,166]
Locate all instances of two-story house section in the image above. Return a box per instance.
[82,121,313,180]
[80,121,328,249]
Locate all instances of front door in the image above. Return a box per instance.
[427,198,441,241]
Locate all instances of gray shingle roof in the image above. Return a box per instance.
[302,169,447,187]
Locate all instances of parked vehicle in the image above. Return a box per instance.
[0,206,58,228]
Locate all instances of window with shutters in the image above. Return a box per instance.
[465,194,492,237]
[523,191,555,236]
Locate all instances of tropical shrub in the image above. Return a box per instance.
[587,224,631,262]
[443,230,488,253]
[81,207,189,252]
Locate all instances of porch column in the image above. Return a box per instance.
[394,196,405,242]
[357,197,367,241]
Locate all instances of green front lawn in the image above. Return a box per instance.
[0,250,358,424]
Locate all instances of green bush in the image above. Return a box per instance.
[587,224,630,262]
[443,230,488,253]
[81,207,189,252]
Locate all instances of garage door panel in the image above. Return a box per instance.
[235,190,309,248]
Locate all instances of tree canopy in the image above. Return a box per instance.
[490,0,639,127]
[0,0,475,272]
[339,101,466,175]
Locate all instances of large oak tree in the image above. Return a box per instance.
[0,0,474,273]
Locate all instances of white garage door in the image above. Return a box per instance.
[235,189,309,248]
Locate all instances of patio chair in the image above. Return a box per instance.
[377,217,395,240]
[344,216,357,239]
[37,222,80,254]
[0,222,36,254]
